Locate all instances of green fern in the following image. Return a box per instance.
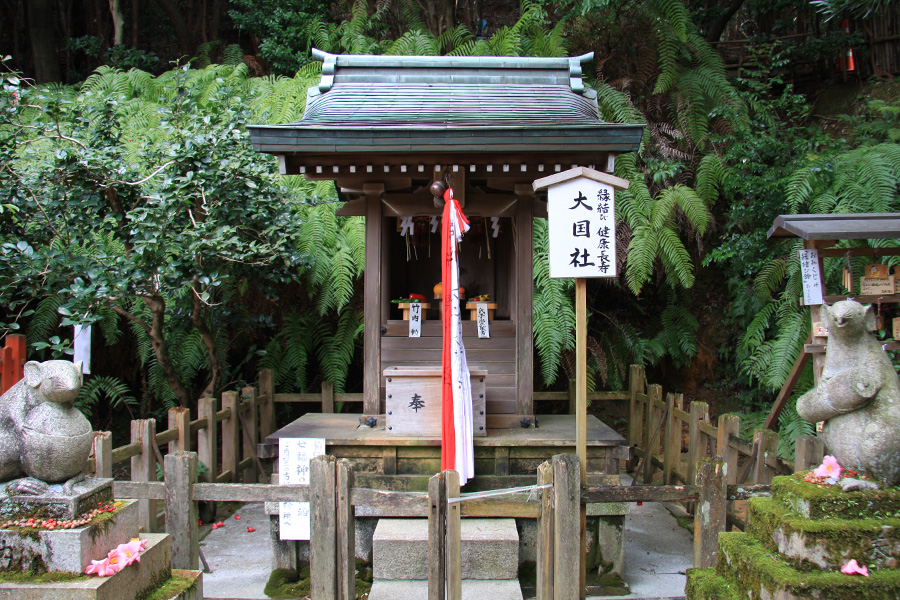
[76,375,138,419]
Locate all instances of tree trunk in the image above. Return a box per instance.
[131,0,138,47]
[109,0,125,46]
[191,280,222,399]
[26,0,61,83]
[143,295,193,407]
[705,0,747,43]
[151,0,193,58]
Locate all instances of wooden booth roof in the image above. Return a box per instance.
[768,213,900,240]
[247,49,644,167]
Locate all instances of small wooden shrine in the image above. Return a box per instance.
[248,50,643,482]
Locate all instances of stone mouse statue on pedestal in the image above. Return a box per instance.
[797,300,900,485]
[0,360,93,495]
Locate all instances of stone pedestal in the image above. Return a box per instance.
[686,473,900,600]
[1,477,114,522]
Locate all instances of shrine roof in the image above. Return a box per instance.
[248,49,644,157]
[767,214,900,240]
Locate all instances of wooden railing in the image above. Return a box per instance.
[114,451,768,600]
[90,370,276,532]
[627,373,826,528]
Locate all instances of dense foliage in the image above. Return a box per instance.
[2,0,899,455]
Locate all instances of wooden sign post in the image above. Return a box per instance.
[534,166,630,599]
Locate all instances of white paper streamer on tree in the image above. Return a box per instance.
[73,325,91,374]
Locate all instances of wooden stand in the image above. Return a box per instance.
[397,303,430,321]
[465,302,498,321]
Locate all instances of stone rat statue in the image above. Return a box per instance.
[797,300,900,485]
[0,360,93,494]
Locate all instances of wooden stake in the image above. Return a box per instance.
[576,278,587,599]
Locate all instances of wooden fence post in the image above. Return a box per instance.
[258,368,276,440]
[643,384,663,484]
[168,406,191,454]
[165,451,199,570]
[794,435,824,473]
[131,419,158,533]
[242,385,258,483]
[310,454,337,600]
[693,456,727,569]
[536,461,553,600]
[428,471,446,600]
[197,397,218,484]
[322,381,335,414]
[568,379,576,415]
[92,431,113,479]
[687,402,707,486]
[445,470,462,600]
[753,429,779,485]
[627,365,645,472]
[222,391,240,483]
[336,459,355,600]
[552,454,580,600]
[716,415,740,485]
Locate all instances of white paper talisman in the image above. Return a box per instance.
[279,438,325,540]
[476,303,490,339]
[409,303,422,338]
[798,249,824,306]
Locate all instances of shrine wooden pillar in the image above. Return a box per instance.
[514,184,535,416]
[364,183,385,416]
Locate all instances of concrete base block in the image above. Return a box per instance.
[161,569,203,600]
[2,478,114,521]
[368,579,524,600]
[373,518,518,580]
[0,532,171,600]
[0,499,139,573]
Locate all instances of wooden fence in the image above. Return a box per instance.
[112,451,772,600]
[627,375,826,528]
[90,371,277,532]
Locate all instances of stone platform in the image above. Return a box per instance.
[0,499,138,573]
[687,473,900,600]
[1,477,114,521]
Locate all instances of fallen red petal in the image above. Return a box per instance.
[247,527,255,532]
[235,515,241,520]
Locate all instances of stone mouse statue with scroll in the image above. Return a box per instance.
[797,300,900,485]
[0,360,93,494]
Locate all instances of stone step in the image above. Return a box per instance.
[747,495,900,570]
[368,579,524,600]
[373,518,518,580]
[0,532,172,600]
[716,531,900,600]
[0,499,140,574]
[158,569,204,600]
[772,473,900,520]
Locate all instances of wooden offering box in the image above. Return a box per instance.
[397,302,430,321]
[385,366,487,437]
[465,302,498,321]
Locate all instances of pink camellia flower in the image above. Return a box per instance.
[85,557,119,577]
[841,559,869,577]
[813,455,842,480]
[117,539,146,567]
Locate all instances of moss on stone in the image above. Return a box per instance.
[0,566,87,584]
[264,567,311,599]
[140,570,200,600]
[774,473,900,520]
[685,567,740,600]
[747,496,900,571]
[717,531,900,600]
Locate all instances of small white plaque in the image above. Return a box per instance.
[547,178,616,278]
[279,438,325,540]
[799,249,824,306]
[409,303,422,338]
[476,303,490,339]
[73,325,91,374]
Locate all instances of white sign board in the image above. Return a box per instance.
[799,249,824,306]
[408,303,422,338]
[73,325,91,374]
[476,303,490,339]
[278,438,326,540]
[547,178,617,278]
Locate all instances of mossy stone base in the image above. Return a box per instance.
[716,532,900,600]
[685,568,740,600]
[747,496,900,570]
[773,474,900,520]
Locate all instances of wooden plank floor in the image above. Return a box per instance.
[265,413,624,448]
